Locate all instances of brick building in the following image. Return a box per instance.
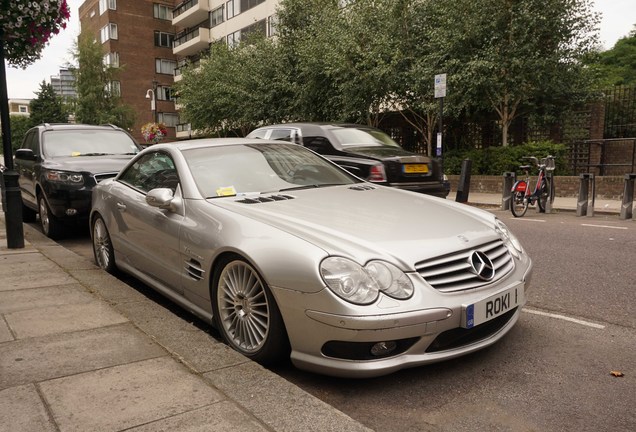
[79,0,179,142]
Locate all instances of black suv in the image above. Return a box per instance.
[247,123,449,198]
[15,123,142,239]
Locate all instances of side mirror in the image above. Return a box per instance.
[146,188,180,212]
[15,149,36,161]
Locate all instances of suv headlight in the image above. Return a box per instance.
[45,170,84,185]
[495,219,524,257]
[320,257,414,305]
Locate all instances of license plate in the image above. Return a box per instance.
[403,164,428,174]
[461,284,524,329]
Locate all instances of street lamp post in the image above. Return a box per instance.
[145,88,157,123]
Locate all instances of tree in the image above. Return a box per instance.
[29,81,67,126]
[72,29,135,129]
[424,0,600,146]
[593,26,636,86]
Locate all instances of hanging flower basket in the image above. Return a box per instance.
[141,122,168,144]
[0,1,71,68]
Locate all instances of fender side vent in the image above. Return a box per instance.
[185,259,204,281]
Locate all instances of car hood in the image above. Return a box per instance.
[212,186,499,269]
[43,155,135,173]
[341,146,431,161]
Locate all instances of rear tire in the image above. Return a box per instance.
[38,194,64,239]
[211,255,290,365]
[510,191,528,217]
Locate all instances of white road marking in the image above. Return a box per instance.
[508,218,546,223]
[523,308,606,329]
[580,224,628,230]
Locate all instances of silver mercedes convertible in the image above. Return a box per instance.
[90,138,532,378]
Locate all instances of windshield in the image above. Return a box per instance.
[42,130,140,158]
[331,128,401,148]
[183,143,359,198]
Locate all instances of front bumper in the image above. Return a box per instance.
[387,181,448,198]
[272,258,532,378]
[41,184,93,220]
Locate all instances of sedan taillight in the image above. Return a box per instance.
[368,164,387,182]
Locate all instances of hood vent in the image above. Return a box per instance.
[237,194,295,204]
[348,184,376,191]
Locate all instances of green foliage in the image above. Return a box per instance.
[176,0,602,146]
[444,141,571,176]
[71,29,135,129]
[29,81,68,126]
[8,115,32,152]
[592,27,636,86]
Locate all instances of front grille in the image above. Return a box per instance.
[93,172,118,183]
[415,240,514,292]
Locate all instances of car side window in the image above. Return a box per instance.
[303,137,335,155]
[249,129,268,139]
[21,131,38,153]
[119,152,179,194]
[269,129,293,142]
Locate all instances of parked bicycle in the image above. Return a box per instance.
[510,155,556,217]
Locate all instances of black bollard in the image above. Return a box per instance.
[455,159,472,203]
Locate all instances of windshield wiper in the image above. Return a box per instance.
[278,183,345,192]
[80,152,112,156]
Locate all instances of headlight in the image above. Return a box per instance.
[45,170,84,185]
[320,257,414,305]
[495,219,524,257]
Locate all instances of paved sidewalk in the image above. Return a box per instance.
[449,191,626,215]
[0,216,371,432]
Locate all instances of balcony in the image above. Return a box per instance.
[172,0,211,29]
[173,25,211,57]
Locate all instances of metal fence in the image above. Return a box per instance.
[566,138,636,175]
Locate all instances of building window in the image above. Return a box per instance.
[155,58,177,75]
[154,31,174,48]
[243,19,266,39]
[103,52,120,67]
[240,0,265,13]
[153,3,172,20]
[107,81,121,97]
[99,0,116,15]
[210,5,224,28]
[226,0,240,19]
[158,112,179,127]
[100,23,118,43]
[156,86,175,101]
[227,30,240,47]
[19,105,28,113]
[267,14,278,37]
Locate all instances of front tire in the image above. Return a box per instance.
[38,194,64,239]
[510,191,528,217]
[211,256,289,365]
[92,216,117,274]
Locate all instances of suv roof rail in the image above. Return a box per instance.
[100,123,121,129]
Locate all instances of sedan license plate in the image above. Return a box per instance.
[403,164,428,174]
[461,284,524,329]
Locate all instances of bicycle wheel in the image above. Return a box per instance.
[537,179,550,212]
[510,191,528,217]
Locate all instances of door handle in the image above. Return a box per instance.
[116,202,126,211]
